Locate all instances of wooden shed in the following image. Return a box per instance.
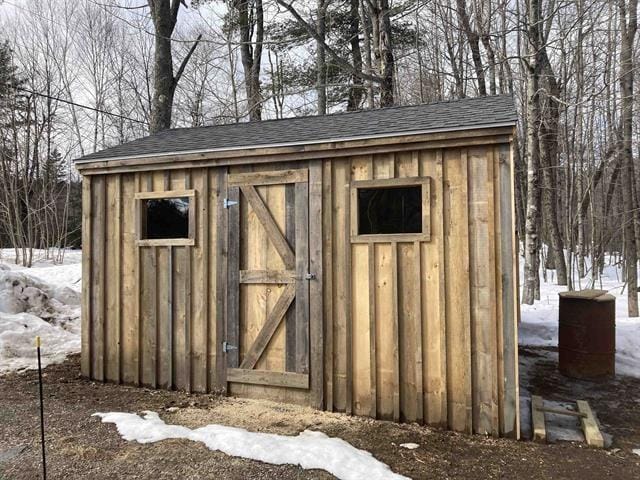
[75,95,520,438]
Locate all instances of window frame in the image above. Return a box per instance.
[135,189,196,246]
[350,177,431,243]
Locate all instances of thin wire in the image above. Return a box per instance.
[10,85,149,125]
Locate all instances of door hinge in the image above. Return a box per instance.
[222,341,238,353]
[223,198,238,209]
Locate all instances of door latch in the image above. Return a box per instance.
[305,273,316,280]
[222,341,238,353]
[223,198,238,209]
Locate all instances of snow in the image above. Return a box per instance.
[93,411,409,480]
[0,249,81,374]
[399,443,419,450]
[519,257,640,378]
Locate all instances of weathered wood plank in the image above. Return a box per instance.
[577,401,604,448]
[226,185,241,368]
[214,168,228,392]
[295,181,310,374]
[91,175,106,381]
[349,156,372,417]
[531,395,546,443]
[239,283,296,370]
[368,242,377,418]
[322,160,334,411]
[140,246,157,388]
[239,270,296,284]
[285,183,297,373]
[468,147,499,436]
[156,246,171,389]
[184,171,193,393]
[81,176,92,378]
[241,185,295,269]
[227,369,309,389]
[109,175,122,384]
[121,174,138,385]
[391,241,400,423]
[499,144,519,438]
[228,168,308,186]
[444,148,473,433]
[309,159,324,409]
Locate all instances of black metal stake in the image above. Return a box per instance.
[36,336,47,480]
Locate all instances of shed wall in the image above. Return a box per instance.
[80,142,518,437]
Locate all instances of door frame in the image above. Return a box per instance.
[220,161,324,408]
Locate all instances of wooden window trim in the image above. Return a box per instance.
[135,189,196,246]
[350,177,431,243]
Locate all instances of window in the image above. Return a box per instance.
[135,190,195,246]
[351,177,431,242]
[358,186,422,234]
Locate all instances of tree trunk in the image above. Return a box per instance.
[619,0,638,316]
[522,0,543,305]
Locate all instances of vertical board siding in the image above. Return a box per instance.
[121,173,138,385]
[420,149,448,427]
[104,175,121,383]
[350,156,372,417]
[81,177,92,377]
[83,142,518,437]
[90,175,106,381]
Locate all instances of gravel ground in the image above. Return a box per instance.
[1,354,639,479]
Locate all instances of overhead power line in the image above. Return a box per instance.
[10,85,149,125]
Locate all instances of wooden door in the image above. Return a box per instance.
[225,168,312,391]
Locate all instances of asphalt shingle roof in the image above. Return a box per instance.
[75,95,517,163]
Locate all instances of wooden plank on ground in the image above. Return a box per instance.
[531,395,546,444]
[577,400,604,448]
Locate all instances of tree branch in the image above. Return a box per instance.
[275,0,383,85]
[174,34,203,86]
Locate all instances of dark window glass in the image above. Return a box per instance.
[358,186,422,235]
[142,197,190,239]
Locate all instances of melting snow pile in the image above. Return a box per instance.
[93,411,408,480]
[519,259,640,378]
[0,250,81,374]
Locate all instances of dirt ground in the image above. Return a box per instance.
[1,353,640,480]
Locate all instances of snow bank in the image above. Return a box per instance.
[93,411,408,480]
[519,256,640,378]
[0,250,81,374]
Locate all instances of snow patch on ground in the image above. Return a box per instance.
[93,411,408,480]
[0,249,81,374]
[520,257,640,378]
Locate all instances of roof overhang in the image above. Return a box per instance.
[75,122,516,175]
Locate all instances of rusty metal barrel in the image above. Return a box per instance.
[558,289,615,379]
